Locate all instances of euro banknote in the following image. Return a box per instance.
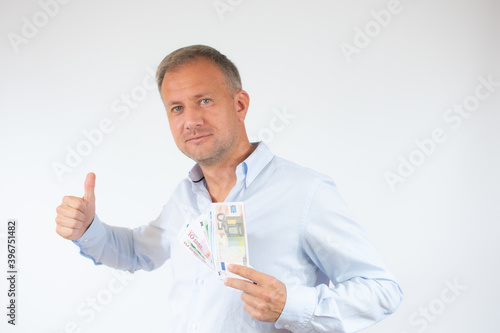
[177,215,213,269]
[210,202,249,279]
[178,202,250,279]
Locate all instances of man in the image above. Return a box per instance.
[55,45,402,333]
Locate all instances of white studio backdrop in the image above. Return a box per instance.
[0,0,499,332]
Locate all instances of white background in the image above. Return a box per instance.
[0,0,499,332]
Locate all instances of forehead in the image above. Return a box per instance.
[160,58,227,99]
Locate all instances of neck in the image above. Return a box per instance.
[201,140,256,202]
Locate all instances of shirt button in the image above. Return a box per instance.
[197,279,204,286]
[192,324,197,330]
[284,324,290,329]
[83,239,88,242]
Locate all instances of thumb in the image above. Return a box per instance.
[83,172,96,203]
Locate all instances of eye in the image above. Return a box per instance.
[200,98,211,105]
[172,106,182,112]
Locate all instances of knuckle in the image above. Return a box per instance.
[55,225,68,238]
[65,219,81,229]
[77,202,87,213]
[239,282,248,292]
[257,302,267,312]
[73,220,83,229]
[260,290,272,302]
[69,209,81,220]
[246,270,255,280]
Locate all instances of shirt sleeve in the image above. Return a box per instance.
[72,205,171,273]
[275,179,403,332]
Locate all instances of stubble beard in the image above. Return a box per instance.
[182,131,238,168]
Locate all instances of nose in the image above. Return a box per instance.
[184,106,204,130]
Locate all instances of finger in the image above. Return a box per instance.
[242,292,284,323]
[228,264,267,285]
[55,224,81,240]
[56,205,86,222]
[61,196,87,213]
[240,291,264,309]
[224,276,262,296]
[242,303,270,323]
[55,214,84,229]
[84,172,96,203]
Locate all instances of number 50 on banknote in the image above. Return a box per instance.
[211,202,250,279]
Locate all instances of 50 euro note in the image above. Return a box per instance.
[210,202,250,279]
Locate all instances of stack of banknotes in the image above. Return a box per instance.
[178,202,250,279]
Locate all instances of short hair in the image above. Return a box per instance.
[156,45,242,95]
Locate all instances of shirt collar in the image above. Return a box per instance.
[188,164,205,183]
[187,142,275,188]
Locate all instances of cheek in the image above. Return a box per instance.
[168,118,183,138]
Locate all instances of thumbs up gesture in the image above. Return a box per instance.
[55,172,97,240]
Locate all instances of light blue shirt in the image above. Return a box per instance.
[74,142,402,333]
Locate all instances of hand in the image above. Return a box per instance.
[55,172,96,240]
[224,264,287,322]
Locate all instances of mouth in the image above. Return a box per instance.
[185,134,212,143]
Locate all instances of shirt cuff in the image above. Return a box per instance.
[71,215,106,264]
[275,284,317,332]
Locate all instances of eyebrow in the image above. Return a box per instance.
[166,92,214,107]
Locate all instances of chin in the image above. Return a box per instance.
[182,148,210,163]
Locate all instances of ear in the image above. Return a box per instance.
[234,90,250,122]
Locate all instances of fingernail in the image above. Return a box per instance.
[227,264,233,271]
[224,277,228,285]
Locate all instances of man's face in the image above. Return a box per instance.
[160,58,248,166]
